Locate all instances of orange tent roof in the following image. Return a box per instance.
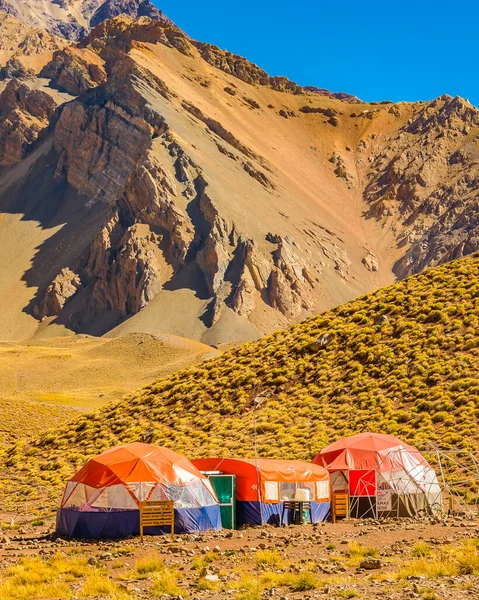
[72,442,209,488]
[193,457,329,482]
[313,433,429,472]
[193,457,329,502]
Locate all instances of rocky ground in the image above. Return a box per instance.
[1,514,478,599]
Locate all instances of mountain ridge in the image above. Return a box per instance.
[0,0,170,40]
[0,14,477,346]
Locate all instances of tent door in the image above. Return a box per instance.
[208,475,236,529]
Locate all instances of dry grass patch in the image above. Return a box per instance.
[398,540,479,579]
[255,549,283,566]
[232,569,320,600]
[345,542,379,567]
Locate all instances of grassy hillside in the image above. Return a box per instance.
[0,333,217,448]
[3,254,479,507]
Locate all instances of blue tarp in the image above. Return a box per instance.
[237,501,331,526]
[56,505,222,539]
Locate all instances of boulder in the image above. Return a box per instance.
[309,334,333,350]
[360,556,382,570]
[362,252,379,272]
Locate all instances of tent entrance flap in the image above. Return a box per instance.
[207,474,236,529]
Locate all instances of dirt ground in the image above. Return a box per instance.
[1,513,478,599]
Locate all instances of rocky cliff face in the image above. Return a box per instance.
[0,78,57,165]
[0,15,477,344]
[364,95,479,278]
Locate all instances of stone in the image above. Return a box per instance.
[309,334,333,350]
[362,252,379,272]
[360,556,383,570]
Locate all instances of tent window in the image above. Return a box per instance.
[263,481,280,502]
[279,482,315,501]
[315,480,330,502]
[331,471,348,493]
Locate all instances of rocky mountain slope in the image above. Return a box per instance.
[0,14,477,345]
[0,11,66,71]
[0,0,168,40]
[3,253,478,506]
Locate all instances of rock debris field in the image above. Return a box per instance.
[1,514,478,599]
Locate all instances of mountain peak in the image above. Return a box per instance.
[0,0,170,40]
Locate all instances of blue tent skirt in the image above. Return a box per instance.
[237,500,331,526]
[56,504,222,539]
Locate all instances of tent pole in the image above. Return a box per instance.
[253,397,263,525]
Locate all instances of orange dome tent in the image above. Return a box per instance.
[193,457,331,526]
[313,433,442,518]
[56,443,221,538]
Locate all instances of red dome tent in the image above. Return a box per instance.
[193,457,331,526]
[56,443,221,538]
[313,433,442,518]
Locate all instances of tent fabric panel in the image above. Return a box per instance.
[56,505,221,539]
[72,443,211,488]
[71,461,123,488]
[314,433,431,474]
[311,501,331,523]
[62,483,138,510]
[192,458,329,502]
[192,458,329,483]
[349,470,376,497]
[56,508,138,539]
[263,481,280,502]
[236,501,262,526]
[171,504,221,533]
[315,480,330,502]
[62,480,218,513]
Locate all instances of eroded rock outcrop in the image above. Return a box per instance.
[329,152,353,187]
[86,220,163,318]
[266,236,315,316]
[0,57,35,80]
[80,14,190,55]
[362,252,379,272]
[0,11,67,64]
[40,47,107,94]
[194,176,235,295]
[36,268,82,317]
[0,78,57,166]
[123,154,194,267]
[54,100,153,202]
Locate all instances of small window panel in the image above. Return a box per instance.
[316,480,330,502]
[263,481,280,502]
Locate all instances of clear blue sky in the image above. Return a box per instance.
[155,1,479,107]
